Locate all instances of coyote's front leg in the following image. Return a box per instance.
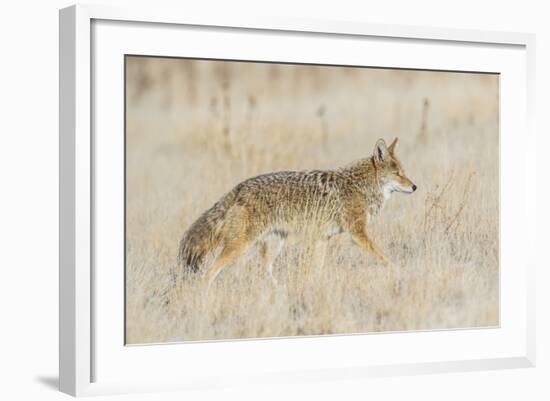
[345,213,389,264]
[350,230,389,264]
[343,196,389,264]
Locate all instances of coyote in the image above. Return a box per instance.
[178,138,416,286]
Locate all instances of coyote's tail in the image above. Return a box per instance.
[177,187,239,274]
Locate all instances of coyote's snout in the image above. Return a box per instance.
[178,138,416,287]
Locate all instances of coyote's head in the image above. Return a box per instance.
[373,138,417,198]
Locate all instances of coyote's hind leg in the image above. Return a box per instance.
[258,232,286,285]
[202,240,248,288]
[312,239,328,269]
[202,206,255,288]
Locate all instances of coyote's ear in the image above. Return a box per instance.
[388,137,398,154]
[374,139,389,162]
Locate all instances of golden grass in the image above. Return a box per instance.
[125,57,499,344]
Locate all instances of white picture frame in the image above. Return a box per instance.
[59,4,536,397]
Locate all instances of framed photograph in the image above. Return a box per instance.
[59,4,536,396]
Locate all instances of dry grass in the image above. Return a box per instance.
[125,57,499,344]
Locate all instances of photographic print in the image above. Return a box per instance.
[125,56,499,344]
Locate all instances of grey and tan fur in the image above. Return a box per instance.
[178,138,417,287]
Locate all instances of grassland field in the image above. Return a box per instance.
[125,57,499,344]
